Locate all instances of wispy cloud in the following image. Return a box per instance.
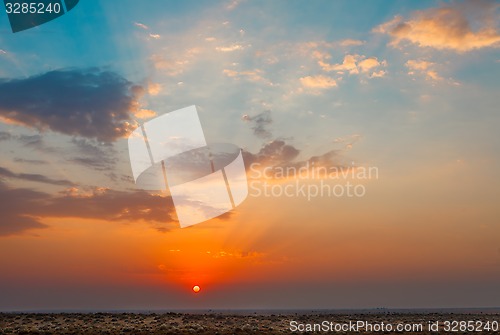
[339,39,365,47]
[0,166,75,187]
[13,158,47,165]
[134,22,149,30]
[222,68,266,83]
[150,53,192,76]
[215,44,245,52]
[300,75,337,89]
[406,59,442,81]
[226,0,243,11]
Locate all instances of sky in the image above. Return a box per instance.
[0,0,499,311]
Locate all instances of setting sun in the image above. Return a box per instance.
[192,285,201,293]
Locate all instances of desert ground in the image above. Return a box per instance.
[1,312,499,334]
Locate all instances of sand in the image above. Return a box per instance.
[1,312,499,334]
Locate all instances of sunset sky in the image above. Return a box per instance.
[0,0,499,311]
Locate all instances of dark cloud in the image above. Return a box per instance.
[14,158,48,165]
[243,139,346,177]
[0,166,75,187]
[0,182,50,236]
[105,172,119,182]
[0,131,12,141]
[243,139,300,167]
[13,135,117,170]
[71,138,111,157]
[242,110,273,139]
[68,138,116,170]
[18,134,42,145]
[0,68,143,142]
[17,134,54,152]
[0,181,176,236]
[70,157,112,170]
[40,188,175,224]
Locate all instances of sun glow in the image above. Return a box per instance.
[192,285,201,293]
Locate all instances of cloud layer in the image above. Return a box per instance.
[0,166,75,187]
[0,181,176,236]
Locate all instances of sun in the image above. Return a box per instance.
[192,285,201,293]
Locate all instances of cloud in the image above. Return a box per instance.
[333,134,362,150]
[425,70,441,81]
[215,44,244,52]
[0,166,75,187]
[14,158,47,165]
[358,57,381,72]
[12,134,58,153]
[18,134,43,148]
[374,1,500,52]
[226,0,242,10]
[150,54,190,76]
[318,54,387,78]
[406,59,433,71]
[0,69,142,142]
[300,75,337,89]
[147,82,162,95]
[40,188,175,224]
[67,138,116,170]
[319,54,358,74]
[339,39,365,47]
[134,109,157,119]
[134,22,149,30]
[370,70,386,78]
[406,59,442,80]
[243,139,348,179]
[222,69,266,83]
[0,131,12,141]
[243,140,300,168]
[0,182,49,236]
[242,110,273,139]
[0,181,176,236]
[311,50,331,61]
